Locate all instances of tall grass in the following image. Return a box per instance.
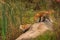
[0,0,59,40]
[1,4,8,40]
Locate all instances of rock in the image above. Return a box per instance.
[16,22,52,40]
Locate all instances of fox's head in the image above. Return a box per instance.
[34,10,55,23]
[34,10,55,31]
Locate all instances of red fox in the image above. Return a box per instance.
[34,10,54,22]
[20,10,54,32]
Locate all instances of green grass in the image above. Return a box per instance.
[0,0,59,40]
[1,4,8,40]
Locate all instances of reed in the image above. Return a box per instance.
[1,4,7,40]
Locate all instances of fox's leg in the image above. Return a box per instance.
[20,24,31,33]
[23,27,30,33]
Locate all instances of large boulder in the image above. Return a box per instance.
[16,22,53,40]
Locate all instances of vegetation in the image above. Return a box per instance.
[0,0,60,40]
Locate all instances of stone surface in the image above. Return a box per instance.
[16,22,52,40]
